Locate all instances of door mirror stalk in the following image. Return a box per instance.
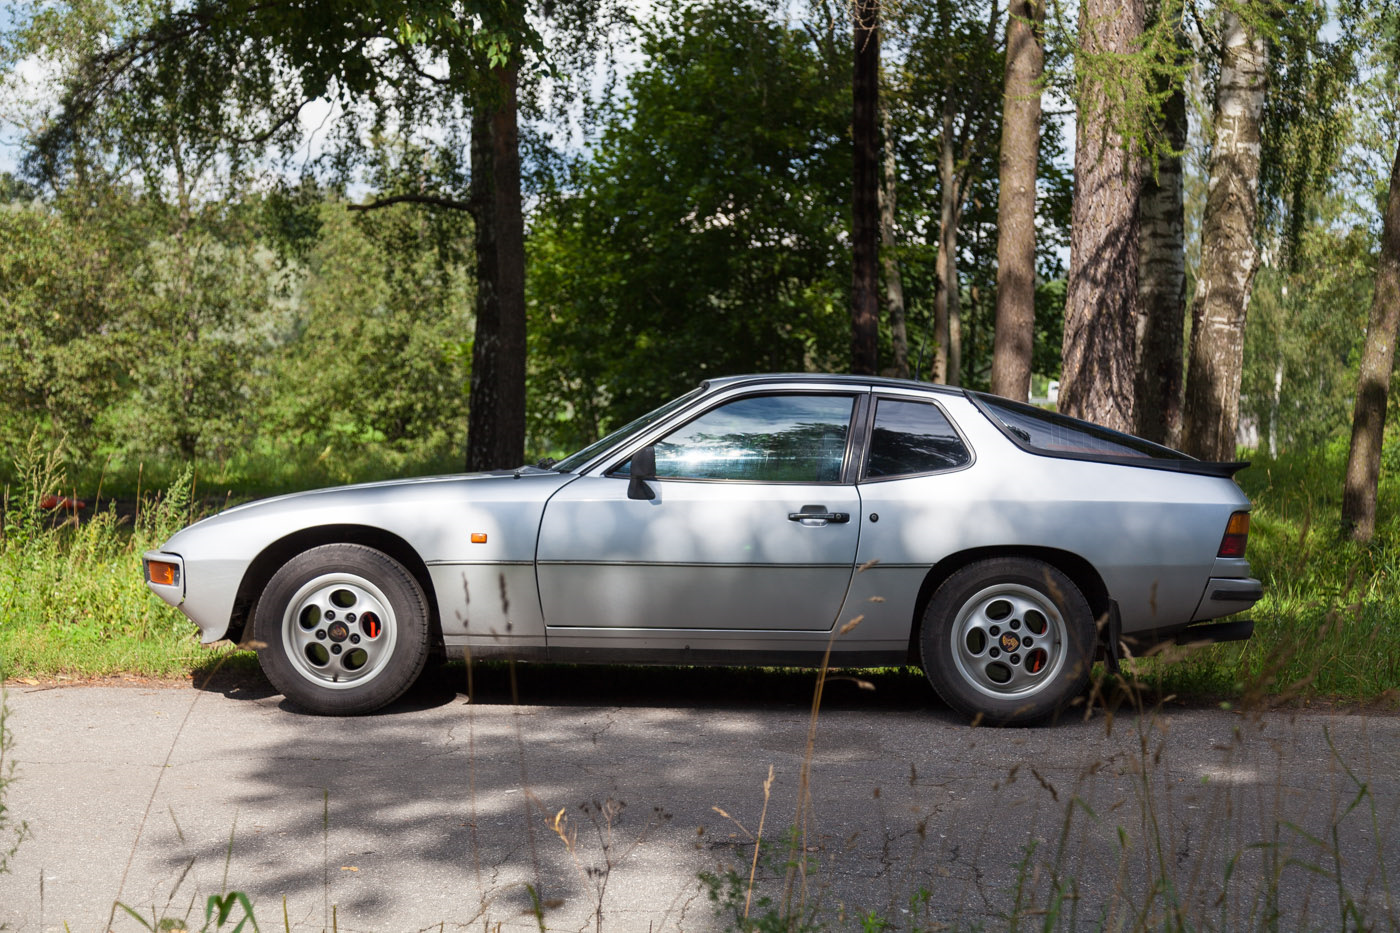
[628,445,657,500]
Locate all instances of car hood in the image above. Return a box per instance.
[210,468,556,521]
[160,467,577,565]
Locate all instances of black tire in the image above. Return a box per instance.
[253,544,431,715]
[919,557,1095,725]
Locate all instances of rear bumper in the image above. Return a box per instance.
[1191,577,1263,622]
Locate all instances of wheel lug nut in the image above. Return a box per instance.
[989,625,1000,636]
[1011,620,1021,630]
[325,610,336,620]
[1022,637,1033,648]
[315,629,327,640]
[331,644,342,655]
[351,634,361,644]
[346,613,356,622]
[1010,653,1021,665]
[989,647,1000,658]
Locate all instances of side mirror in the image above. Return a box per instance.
[628,445,657,501]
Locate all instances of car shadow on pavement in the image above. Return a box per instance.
[429,660,944,714]
[190,656,952,717]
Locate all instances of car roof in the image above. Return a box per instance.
[701,373,969,397]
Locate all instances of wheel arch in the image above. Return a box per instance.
[227,525,441,648]
[906,545,1111,661]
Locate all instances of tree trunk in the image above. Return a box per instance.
[466,64,527,471]
[1134,25,1188,446]
[880,99,909,379]
[934,99,962,385]
[1180,12,1267,461]
[989,0,1044,403]
[1341,138,1400,542]
[850,0,881,376]
[1060,0,1144,432]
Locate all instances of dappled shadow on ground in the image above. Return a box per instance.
[137,678,1400,932]
[9,668,1398,931]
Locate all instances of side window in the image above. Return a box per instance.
[648,394,855,482]
[865,399,970,478]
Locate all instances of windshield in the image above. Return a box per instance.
[552,386,706,473]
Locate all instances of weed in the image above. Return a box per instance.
[547,797,674,931]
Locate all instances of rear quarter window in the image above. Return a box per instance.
[864,398,971,478]
[972,393,1194,463]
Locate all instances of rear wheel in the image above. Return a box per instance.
[253,544,431,715]
[920,557,1095,725]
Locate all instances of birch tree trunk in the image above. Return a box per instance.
[1341,138,1400,542]
[1134,37,1188,446]
[1180,12,1267,461]
[851,0,881,375]
[990,0,1044,402]
[880,100,909,379]
[1060,0,1144,432]
[466,64,527,471]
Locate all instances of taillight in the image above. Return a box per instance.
[1217,512,1250,558]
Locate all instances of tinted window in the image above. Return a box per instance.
[865,399,971,477]
[649,394,854,482]
[975,393,1192,461]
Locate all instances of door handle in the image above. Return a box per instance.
[788,507,850,524]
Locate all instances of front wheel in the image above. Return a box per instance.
[920,557,1096,725]
[253,544,431,715]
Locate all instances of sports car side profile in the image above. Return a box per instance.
[144,374,1261,724]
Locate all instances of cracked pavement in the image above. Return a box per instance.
[1,666,1398,931]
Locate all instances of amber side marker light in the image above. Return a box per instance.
[470,532,488,544]
[1217,512,1250,558]
[146,560,180,587]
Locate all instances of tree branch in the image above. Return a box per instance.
[347,193,473,213]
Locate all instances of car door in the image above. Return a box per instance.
[536,390,864,632]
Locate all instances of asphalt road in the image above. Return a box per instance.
[1,666,1397,932]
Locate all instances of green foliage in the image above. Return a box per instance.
[1259,0,1367,264]
[0,193,144,463]
[0,447,233,678]
[0,168,471,492]
[261,198,472,476]
[117,889,260,933]
[1243,215,1376,454]
[527,0,852,452]
[1045,0,1192,167]
[699,828,824,933]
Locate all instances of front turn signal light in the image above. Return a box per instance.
[146,560,180,587]
[1217,512,1250,558]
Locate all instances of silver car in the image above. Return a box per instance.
[143,374,1261,724]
